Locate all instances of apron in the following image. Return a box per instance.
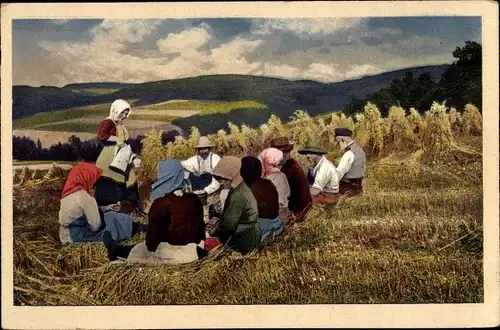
[96,122,137,187]
[189,154,214,191]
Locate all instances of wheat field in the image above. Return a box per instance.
[13,101,483,305]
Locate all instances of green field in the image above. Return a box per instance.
[143,100,268,114]
[13,100,259,130]
[13,105,109,129]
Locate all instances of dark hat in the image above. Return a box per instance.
[298,146,327,155]
[334,128,353,137]
[270,137,294,152]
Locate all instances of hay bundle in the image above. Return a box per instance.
[13,171,21,184]
[385,106,416,151]
[56,243,109,273]
[462,104,482,136]
[422,102,454,152]
[31,169,44,181]
[44,164,65,180]
[448,107,463,136]
[356,102,384,155]
[19,167,31,184]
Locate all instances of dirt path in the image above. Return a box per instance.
[13,163,74,170]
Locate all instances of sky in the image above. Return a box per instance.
[12,17,481,87]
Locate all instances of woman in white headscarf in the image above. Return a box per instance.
[94,99,142,213]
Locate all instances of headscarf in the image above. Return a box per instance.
[240,156,262,185]
[107,99,132,123]
[61,162,103,199]
[258,148,283,177]
[150,160,185,202]
[212,156,243,188]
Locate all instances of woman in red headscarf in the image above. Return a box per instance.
[58,162,146,245]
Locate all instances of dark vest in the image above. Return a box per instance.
[343,142,366,180]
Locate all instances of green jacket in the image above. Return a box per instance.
[212,182,261,254]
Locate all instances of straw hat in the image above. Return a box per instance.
[270,137,294,152]
[297,141,327,155]
[195,136,215,149]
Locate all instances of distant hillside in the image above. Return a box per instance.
[12,86,97,119]
[12,64,449,121]
[62,82,138,90]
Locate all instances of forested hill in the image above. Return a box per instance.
[13,64,448,120]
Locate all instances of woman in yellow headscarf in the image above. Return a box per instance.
[94,99,142,214]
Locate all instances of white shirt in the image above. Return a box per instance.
[181,152,221,195]
[58,190,102,244]
[311,156,339,194]
[336,150,355,181]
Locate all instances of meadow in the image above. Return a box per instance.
[12,101,483,305]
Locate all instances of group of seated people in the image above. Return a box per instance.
[57,126,367,265]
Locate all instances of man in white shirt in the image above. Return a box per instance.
[181,136,221,197]
[334,128,367,196]
[298,145,340,205]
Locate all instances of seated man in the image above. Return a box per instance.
[271,137,312,221]
[181,136,221,201]
[298,145,340,205]
[334,128,367,196]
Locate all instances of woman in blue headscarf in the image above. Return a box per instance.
[102,159,210,265]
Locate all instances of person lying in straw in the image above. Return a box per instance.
[181,136,221,203]
[240,156,284,243]
[94,99,144,215]
[206,156,261,255]
[270,137,313,221]
[334,128,367,196]
[258,147,291,221]
[298,143,340,205]
[102,159,215,265]
[58,162,147,245]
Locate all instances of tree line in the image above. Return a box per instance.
[13,130,180,162]
[344,41,482,116]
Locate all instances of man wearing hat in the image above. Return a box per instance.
[334,128,366,196]
[181,136,221,197]
[271,137,312,220]
[298,143,340,205]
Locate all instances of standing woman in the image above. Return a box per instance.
[94,99,141,212]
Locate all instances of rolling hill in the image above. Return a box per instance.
[12,64,449,135]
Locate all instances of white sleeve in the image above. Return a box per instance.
[211,153,221,169]
[203,154,222,194]
[181,156,199,173]
[204,177,221,195]
[336,151,355,181]
[81,193,102,232]
[312,163,327,192]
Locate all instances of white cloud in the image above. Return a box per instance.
[254,18,365,35]
[157,23,212,54]
[344,64,381,79]
[259,63,302,79]
[303,63,343,82]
